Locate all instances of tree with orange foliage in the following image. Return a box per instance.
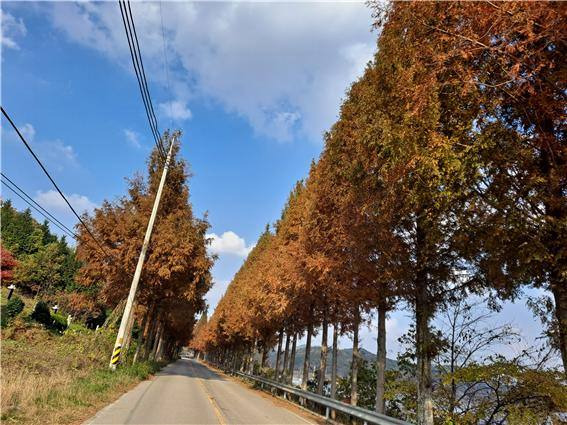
[76,131,213,359]
[386,1,567,377]
[192,4,565,425]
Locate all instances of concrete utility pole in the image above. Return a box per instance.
[110,137,176,370]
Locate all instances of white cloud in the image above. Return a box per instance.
[35,190,98,216]
[3,121,77,168]
[46,140,77,164]
[206,231,255,258]
[19,123,36,142]
[123,129,142,149]
[1,9,27,50]
[159,100,192,121]
[46,2,376,143]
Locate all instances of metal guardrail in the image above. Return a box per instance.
[233,371,411,425]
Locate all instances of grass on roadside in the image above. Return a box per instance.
[1,312,164,424]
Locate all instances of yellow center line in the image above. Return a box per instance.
[198,378,226,425]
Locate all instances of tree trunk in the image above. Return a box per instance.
[331,323,338,400]
[414,215,435,425]
[540,124,567,377]
[231,349,238,372]
[155,329,165,361]
[302,323,313,391]
[318,313,328,395]
[275,330,283,378]
[261,344,268,371]
[133,307,150,364]
[249,339,257,374]
[551,277,567,377]
[416,281,434,425]
[240,347,248,372]
[288,333,297,384]
[150,321,163,360]
[282,332,291,382]
[246,345,252,372]
[350,310,360,406]
[375,306,386,414]
[142,316,157,360]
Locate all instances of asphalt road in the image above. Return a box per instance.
[86,359,314,425]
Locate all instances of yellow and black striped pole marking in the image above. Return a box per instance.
[111,345,122,366]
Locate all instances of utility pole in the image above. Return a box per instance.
[109,137,176,370]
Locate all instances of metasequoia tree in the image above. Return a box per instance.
[314,65,412,411]
[272,182,318,390]
[192,3,565,424]
[192,226,280,366]
[367,0,567,375]
[443,2,565,374]
[77,131,213,357]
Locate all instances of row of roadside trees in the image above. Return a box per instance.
[75,132,214,363]
[191,2,566,424]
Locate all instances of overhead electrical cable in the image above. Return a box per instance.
[1,106,111,259]
[1,177,78,240]
[126,0,162,145]
[118,0,166,159]
[118,0,163,157]
[159,0,174,130]
[1,172,78,239]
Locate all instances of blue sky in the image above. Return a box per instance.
[2,0,373,304]
[1,2,549,359]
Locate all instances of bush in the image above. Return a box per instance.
[85,310,107,329]
[30,301,51,326]
[5,297,24,319]
[1,296,25,328]
[51,312,68,332]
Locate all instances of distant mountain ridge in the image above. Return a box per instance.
[268,345,397,378]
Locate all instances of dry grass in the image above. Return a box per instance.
[1,317,162,424]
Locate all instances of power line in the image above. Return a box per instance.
[126,0,162,146]
[1,172,78,239]
[118,0,166,159]
[159,0,174,130]
[118,0,163,156]
[1,106,111,259]
[1,177,77,240]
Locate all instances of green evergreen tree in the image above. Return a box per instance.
[57,237,81,291]
[40,220,58,246]
[14,243,64,296]
[1,202,37,256]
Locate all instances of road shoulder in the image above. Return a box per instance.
[201,362,326,425]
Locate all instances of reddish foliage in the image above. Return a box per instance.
[1,245,18,283]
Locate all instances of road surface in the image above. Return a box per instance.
[86,359,315,424]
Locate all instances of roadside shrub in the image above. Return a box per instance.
[85,309,107,329]
[30,301,51,326]
[51,312,68,333]
[6,296,24,319]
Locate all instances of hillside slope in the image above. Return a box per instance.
[1,289,163,424]
[268,345,397,377]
